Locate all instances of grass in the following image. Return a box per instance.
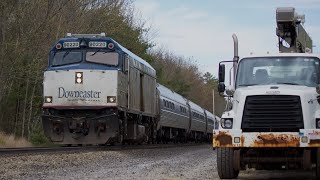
[0,132,32,148]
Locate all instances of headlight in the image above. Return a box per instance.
[75,72,83,84]
[45,96,52,103]
[76,72,82,78]
[76,78,82,83]
[221,118,233,129]
[107,96,116,103]
[316,118,320,128]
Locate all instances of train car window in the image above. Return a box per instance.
[86,52,119,66]
[163,99,166,107]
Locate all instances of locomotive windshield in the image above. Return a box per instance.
[50,50,119,67]
[52,51,82,66]
[86,51,119,66]
[236,57,320,88]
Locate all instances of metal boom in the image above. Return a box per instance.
[276,7,312,53]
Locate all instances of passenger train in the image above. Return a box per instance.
[42,33,219,145]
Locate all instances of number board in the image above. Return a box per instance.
[89,41,107,48]
[63,42,80,48]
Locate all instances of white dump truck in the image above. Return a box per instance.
[213,7,320,179]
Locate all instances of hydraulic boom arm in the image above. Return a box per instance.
[276,7,312,53]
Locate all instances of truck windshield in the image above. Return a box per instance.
[52,51,82,66]
[86,51,119,66]
[236,57,320,88]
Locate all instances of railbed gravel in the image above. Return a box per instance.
[0,144,315,180]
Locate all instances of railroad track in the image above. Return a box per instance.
[0,143,208,156]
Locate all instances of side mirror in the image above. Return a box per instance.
[316,84,320,94]
[225,86,235,96]
[219,64,225,82]
[218,82,225,93]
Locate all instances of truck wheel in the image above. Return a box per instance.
[316,148,320,179]
[217,147,239,179]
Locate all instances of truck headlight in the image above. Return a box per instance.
[107,96,116,103]
[45,96,52,103]
[316,118,320,128]
[221,118,233,129]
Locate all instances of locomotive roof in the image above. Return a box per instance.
[157,84,188,106]
[52,36,156,77]
[113,39,156,75]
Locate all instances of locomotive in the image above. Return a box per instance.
[42,33,219,145]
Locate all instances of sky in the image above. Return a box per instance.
[134,0,320,77]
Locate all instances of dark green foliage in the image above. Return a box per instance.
[29,127,51,146]
[0,0,225,145]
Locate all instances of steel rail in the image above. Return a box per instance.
[0,143,208,156]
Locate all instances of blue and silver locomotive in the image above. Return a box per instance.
[42,33,219,145]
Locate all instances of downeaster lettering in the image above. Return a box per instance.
[58,87,101,98]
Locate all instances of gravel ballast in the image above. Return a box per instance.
[0,144,315,179]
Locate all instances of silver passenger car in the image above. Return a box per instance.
[189,101,206,134]
[205,110,215,134]
[157,84,190,134]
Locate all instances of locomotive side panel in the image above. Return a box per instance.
[128,59,140,112]
[128,58,157,116]
[117,71,128,109]
[141,72,156,115]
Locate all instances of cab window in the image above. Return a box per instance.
[52,51,82,66]
[86,52,119,66]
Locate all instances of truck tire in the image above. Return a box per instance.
[217,147,239,179]
[316,148,320,179]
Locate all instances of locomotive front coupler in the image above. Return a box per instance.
[91,113,117,136]
[42,114,66,135]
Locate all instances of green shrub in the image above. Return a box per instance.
[30,130,51,146]
[0,138,5,145]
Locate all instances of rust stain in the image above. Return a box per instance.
[240,135,245,146]
[253,133,300,147]
[308,143,320,147]
[214,131,232,146]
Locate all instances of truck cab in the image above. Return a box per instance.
[213,7,320,179]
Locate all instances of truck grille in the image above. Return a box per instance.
[241,95,303,132]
